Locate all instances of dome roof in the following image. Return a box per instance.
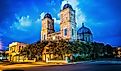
[44,13,52,19]
[63,3,73,10]
[78,23,92,34]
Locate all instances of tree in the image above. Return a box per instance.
[20,39,114,61]
[104,44,113,57]
[20,40,48,60]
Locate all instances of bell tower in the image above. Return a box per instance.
[60,3,77,41]
[41,13,55,41]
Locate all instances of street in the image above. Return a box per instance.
[3,63,121,71]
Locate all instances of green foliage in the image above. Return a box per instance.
[20,41,48,60]
[20,40,114,61]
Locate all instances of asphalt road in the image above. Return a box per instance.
[3,63,121,71]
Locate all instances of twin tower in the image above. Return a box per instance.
[41,3,77,41]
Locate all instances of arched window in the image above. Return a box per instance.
[64,28,67,36]
[85,37,87,42]
[44,35,46,40]
[72,29,74,36]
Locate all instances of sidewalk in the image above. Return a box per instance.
[0,62,65,70]
[0,63,39,70]
[72,61,121,64]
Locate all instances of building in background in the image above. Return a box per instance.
[113,47,121,58]
[0,50,8,61]
[8,42,27,62]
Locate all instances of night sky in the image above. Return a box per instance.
[0,0,121,50]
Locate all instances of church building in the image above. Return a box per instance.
[41,3,93,42]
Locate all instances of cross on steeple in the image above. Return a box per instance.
[67,1,68,4]
[82,23,84,27]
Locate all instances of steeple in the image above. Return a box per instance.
[62,1,73,10]
[82,23,84,27]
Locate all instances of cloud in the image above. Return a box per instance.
[40,12,46,19]
[10,15,32,31]
[18,16,31,27]
[61,0,86,29]
[35,18,41,24]
[36,12,51,24]
[10,14,42,33]
[40,12,60,24]
[0,39,2,50]
[8,14,42,42]
[53,18,60,24]
[57,13,60,18]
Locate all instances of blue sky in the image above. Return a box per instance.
[0,0,121,50]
